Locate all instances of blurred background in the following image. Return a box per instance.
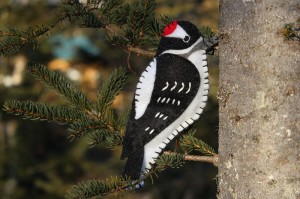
[0,0,219,198]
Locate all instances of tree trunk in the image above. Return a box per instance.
[218,0,300,198]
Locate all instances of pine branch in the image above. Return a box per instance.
[66,153,186,198]
[66,149,216,198]
[96,67,127,114]
[0,0,169,57]
[114,110,129,133]
[65,176,131,199]
[0,0,103,56]
[104,0,163,52]
[68,119,106,138]
[3,100,87,124]
[126,46,155,57]
[27,63,92,111]
[0,1,220,58]
[60,0,104,28]
[163,151,219,167]
[179,129,217,156]
[0,16,66,56]
[88,129,123,149]
[155,152,185,172]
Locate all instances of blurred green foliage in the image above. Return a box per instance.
[0,0,219,198]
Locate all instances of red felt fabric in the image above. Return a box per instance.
[162,20,178,36]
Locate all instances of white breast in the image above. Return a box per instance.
[134,59,157,120]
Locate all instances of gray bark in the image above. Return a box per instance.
[218,0,300,199]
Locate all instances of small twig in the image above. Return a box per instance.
[126,52,136,74]
[127,46,155,57]
[163,151,219,167]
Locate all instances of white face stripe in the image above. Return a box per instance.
[165,24,189,41]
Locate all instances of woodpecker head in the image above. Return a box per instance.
[156,20,202,56]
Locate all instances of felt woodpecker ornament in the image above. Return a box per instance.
[121,20,209,188]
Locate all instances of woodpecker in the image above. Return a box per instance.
[121,20,209,188]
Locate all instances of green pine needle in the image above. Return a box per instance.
[65,176,131,199]
[199,26,215,39]
[88,129,123,149]
[96,67,127,114]
[60,0,103,28]
[27,63,92,111]
[180,129,216,156]
[156,153,185,172]
[3,100,86,124]
[0,24,59,56]
[114,110,129,133]
[69,119,106,137]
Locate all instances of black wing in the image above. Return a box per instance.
[121,53,200,160]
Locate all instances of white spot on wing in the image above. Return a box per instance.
[186,82,191,94]
[171,81,177,91]
[162,82,169,91]
[134,59,157,120]
[178,82,184,93]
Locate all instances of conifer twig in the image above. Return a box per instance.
[127,46,155,57]
[163,151,219,167]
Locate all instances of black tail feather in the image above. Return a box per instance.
[123,149,144,180]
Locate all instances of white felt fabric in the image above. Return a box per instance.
[166,24,190,40]
[134,59,157,120]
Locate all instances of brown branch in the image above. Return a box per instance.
[127,46,155,57]
[163,151,219,167]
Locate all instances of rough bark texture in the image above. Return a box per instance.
[218,0,300,199]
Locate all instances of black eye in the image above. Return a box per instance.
[183,36,190,43]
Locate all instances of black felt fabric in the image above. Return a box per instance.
[122,53,200,179]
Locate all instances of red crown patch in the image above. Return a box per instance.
[162,20,178,36]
